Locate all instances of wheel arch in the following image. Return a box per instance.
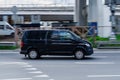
[27,47,39,54]
[73,47,86,55]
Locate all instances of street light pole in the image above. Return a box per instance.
[108,0,116,40]
[108,0,116,31]
[74,0,87,26]
[11,6,18,46]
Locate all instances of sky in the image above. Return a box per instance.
[0,0,74,5]
[0,0,104,7]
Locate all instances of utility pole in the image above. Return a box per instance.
[11,6,18,46]
[108,0,116,32]
[74,0,87,26]
[107,0,117,40]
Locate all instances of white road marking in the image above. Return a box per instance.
[0,62,52,79]
[75,62,115,65]
[29,71,43,74]
[22,65,33,68]
[88,75,120,78]
[34,74,49,78]
[49,79,55,80]
[25,68,37,70]
[1,78,32,80]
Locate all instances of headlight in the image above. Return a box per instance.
[85,43,90,47]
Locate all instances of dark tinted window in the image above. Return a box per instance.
[24,30,46,40]
[50,30,74,40]
[51,31,59,40]
[59,31,73,40]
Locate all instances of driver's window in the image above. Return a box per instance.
[59,31,73,40]
[51,31,59,40]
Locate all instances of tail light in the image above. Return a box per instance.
[20,41,24,48]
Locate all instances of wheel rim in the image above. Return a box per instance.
[29,50,37,59]
[75,51,84,59]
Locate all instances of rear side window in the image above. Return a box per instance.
[23,31,46,40]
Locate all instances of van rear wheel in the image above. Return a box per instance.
[28,50,39,59]
[74,50,84,60]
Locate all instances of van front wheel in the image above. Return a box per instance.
[28,50,39,59]
[74,50,84,60]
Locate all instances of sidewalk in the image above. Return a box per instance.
[94,48,120,53]
[0,49,20,52]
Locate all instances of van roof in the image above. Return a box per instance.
[24,29,69,32]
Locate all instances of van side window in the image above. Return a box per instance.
[27,31,40,39]
[26,31,46,40]
[59,31,73,40]
[0,25,4,29]
[51,31,59,40]
[39,31,46,40]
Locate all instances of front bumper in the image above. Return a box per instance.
[85,47,94,55]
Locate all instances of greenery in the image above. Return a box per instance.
[0,46,18,50]
[87,35,120,48]
[87,36,109,43]
[116,34,120,41]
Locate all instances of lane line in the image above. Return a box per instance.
[25,68,37,70]
[88,75,120,78]
[22,65,33,68]
[49,79,55,80]
[1,78,32,80]
[34,74,49,78]
[75,62,115,65]
[29,71,43,74]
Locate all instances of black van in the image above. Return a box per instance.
[20,29,93,59]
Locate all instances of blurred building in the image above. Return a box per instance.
[0,0,120,37]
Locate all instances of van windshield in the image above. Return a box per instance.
[6,25,13,30]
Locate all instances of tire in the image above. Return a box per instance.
[28,50,39,59]
[74,50,84,60]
